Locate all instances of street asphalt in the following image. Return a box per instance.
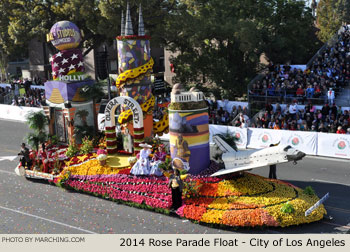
[0,119,349,234]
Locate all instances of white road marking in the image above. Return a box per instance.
[0,156,17,161]
[0,205,97,234]
[310,178,350,187]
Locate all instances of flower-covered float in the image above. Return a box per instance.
[19,132,326,228]
[55,157,327,227]
[19,103,327,229]
[17,4,327,230]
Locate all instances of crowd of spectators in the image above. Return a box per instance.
[0,79,45,107]
[250,100,350,134]
[0,86,12,103]
[249,25,350,105]
[207,101,250,127]
[10,88,45,107]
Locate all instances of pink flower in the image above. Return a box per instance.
[64,174,173,210]
[97,149,107,155]
[176,205,185,217]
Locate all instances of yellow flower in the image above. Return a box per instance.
[66,159,126,175]
[77,155,87,162]
[201,210,223,224]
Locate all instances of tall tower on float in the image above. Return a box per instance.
[43,21,96,145]
[116,3,154,152]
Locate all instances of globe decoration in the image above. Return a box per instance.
[47,21,82,51]
[338,141,346,150]
[262,135,269,143]
[292,137,300,146]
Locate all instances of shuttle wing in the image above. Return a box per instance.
[211,161,279,177]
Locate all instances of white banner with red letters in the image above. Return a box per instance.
[317,132,350,159]
[279,130,317,155]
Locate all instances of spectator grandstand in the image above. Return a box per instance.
[249,25,350,106]
[247,24,350,134]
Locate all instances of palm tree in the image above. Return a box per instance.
[75,109,94,141]
[76,109,89,126]
[25,111,48,150]
[215,131,238,151]
[26,132,47,151]
[79,81,105,103]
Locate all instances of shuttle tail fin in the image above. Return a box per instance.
[213,135,237,153]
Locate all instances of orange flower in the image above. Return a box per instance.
[183,205,207,221]
[198,183,218,197]
[222,209,266,227]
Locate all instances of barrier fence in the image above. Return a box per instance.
[209,125,350,160]
[1,104,349,160]
[0,104,43,122]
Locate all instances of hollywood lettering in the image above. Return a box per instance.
[58,75,86,81]
[51,38,72,46]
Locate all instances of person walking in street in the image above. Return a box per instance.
[269,164,277,179]
[18,143,32,169]
[268,143,277,179]
[168,169,183,210]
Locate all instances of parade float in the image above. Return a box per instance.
[16,3,327,229]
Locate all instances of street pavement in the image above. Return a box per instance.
[0,119,349,234]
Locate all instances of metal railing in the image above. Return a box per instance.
[248,87,350,110]
[249,109,266,127]
[2,93,13,104]
[247,73,265,117]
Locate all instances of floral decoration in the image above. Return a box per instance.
[64,174,172,211]
[177,173,326,227]
[52,157,326,228]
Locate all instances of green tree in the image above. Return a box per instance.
[336,0,350,24]
[262,0,320,64]
[164,0,318,99]
[0,1,27,80]
[3,0,176,58]
[25,111,48,150]
[79,81,105,103]
[98,0,177,47]
[76,109,89,126]
[165,0,265,99]
[3,0,114,57]
[316,0,343,42]
[74,109,94,140]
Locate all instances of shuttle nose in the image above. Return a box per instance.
[287,151,306,162]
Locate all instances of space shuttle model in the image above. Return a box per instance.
[211,135,306,177]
